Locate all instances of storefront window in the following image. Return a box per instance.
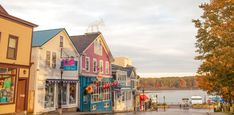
[103,82,110,101]
[44,82,55,108]
[62,83,67,105]
[91,81,111,103]
[69,83,76,104]
[0,68,16,104]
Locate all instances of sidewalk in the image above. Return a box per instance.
[41,111,113,115]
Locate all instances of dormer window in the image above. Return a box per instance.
[94,39,102,56]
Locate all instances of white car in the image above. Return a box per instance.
[191,96,203,104]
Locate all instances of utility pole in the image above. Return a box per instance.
[163,96,166,112]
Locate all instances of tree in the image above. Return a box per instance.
[193,0,234,105]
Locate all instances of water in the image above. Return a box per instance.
[145,90,209,104]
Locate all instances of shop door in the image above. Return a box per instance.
[16,79,27,112]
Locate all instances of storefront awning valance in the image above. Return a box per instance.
[46,79,79,83]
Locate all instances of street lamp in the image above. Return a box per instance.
[58,61,64,114]
[156,94,158,111]
[142,87,144,111]
[163,96,166,111]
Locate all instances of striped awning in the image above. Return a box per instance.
[46,79,79,83]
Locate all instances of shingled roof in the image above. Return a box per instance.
[70,32,101,54]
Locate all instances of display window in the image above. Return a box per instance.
[0,67,16,104]
[69,83,76,104]
[44,82,55,108]
[91,81,110,102]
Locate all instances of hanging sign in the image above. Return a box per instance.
[96,73,103,81]
[61,58,78,71]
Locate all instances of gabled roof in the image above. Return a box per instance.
[70,32,100,54]
[0,5,37,27]
[32,28,64,47]
[125,66,136,77]
[71,32,114,61]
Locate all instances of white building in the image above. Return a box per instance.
[112,64,133,112]
[28,28,80,114]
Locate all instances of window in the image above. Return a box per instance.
[69,83,76,104]
[105,62,109,74]
[0,68,16,104]
[85,57,90,71]
[45,82,55,108]
[99,60,103,73]
[94,39,102,56]
[103,82,110,101]
[60,36,63,47]
[7,35,18,59]
[93,59,97,73]
[91,81,111,102]
[46,51,51,67]
[52,52,56,68]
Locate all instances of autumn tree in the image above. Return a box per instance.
[193,0,234,105]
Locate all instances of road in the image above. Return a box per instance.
[110,109,228,115]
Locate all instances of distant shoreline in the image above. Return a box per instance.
[143,88,201,92]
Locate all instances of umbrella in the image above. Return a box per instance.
[140,94,149,101]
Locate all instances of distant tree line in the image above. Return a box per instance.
[139,76,199,90]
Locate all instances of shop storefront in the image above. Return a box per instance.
[0,67,16,104]
[35,79,79,113]
[0,64,31,114]
[79,76,112,112]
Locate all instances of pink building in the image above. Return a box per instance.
[71,32,114,112]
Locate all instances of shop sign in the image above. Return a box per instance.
[61,59,78,71]
[96,75,103,81]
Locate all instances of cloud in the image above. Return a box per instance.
[0,0,208,77]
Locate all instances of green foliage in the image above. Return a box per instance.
[193,0,234,104]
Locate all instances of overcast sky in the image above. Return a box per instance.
[0,0,209,77]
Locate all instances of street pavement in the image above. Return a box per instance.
[109,109,231,115]
[30,109,233,115]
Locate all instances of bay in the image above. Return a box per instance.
[145,90,209,104]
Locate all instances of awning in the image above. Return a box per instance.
[46,79,79,83]
[139,94,149,101]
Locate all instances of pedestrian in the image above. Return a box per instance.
[149,98,152,109]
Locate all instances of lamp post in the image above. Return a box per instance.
[58,45,64,114]
[142,87,145,111]
[156,94,158,111]
[163,96,166,111]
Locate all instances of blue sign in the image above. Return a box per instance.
[61,59,78,71]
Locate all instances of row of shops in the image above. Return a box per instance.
[0,5,140,114]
